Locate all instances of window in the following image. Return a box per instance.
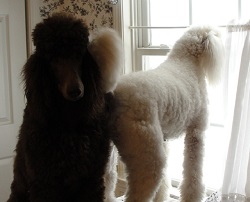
[113,0,250,197]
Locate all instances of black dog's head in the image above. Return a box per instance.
[33,12,89,60]
[31,13,90,101]
[23,12,122,109]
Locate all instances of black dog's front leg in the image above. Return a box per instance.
[28,178,105,202]
[7,149,30,202]
[7,179,29,202]
[28,181,66,202]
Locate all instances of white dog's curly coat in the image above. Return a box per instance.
[107,26,225,202]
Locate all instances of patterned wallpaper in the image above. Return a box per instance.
[39,0,117,31]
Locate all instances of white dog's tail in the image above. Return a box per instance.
[88,28,123,93]
[171,26,225,85]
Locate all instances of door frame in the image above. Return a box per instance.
[25,0,42,56]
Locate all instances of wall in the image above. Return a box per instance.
[39,0,115,31]
[26,0,118,54]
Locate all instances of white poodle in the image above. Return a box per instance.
[107,26,225,202]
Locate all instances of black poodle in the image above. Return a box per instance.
[7,13,122,202]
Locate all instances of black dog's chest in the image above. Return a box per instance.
[47,128,102,164]
[52,133,92,176]
[26,126,105,178]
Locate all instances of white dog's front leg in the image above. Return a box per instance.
[180,127,205,202]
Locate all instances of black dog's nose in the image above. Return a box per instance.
[67,88,83,100]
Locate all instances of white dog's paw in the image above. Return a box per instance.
[117,195,125,201]
[105,196,122,202]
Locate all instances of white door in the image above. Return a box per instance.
[0,0,26,201]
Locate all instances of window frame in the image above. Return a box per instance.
[130,0,169,71]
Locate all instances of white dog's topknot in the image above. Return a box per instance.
[88,28,123,93]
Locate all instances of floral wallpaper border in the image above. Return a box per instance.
[39,0,116,31]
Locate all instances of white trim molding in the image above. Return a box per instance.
[112,0,133,74]
[0,14,12,125]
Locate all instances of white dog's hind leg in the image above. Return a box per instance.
[179,124,205,202]
[124,145,166,202]
[153,141,171,202]
[118,123,166,202]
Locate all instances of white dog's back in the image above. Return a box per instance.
[114,26,224,140]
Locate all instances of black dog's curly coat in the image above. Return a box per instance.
[7,13,113,202]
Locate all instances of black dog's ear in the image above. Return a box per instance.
[88,28,123,93]
[22,54,54,105]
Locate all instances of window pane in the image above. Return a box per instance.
[151,26,227,53]
[149,0,189,27]
[241,0,250,20]
[142,55,166,70]
[149,0,236,46]
[208,84,225,125]
[168,138,184,182]
[149,0,188,46]
[168,126,229,190]
[192,0,238,25]
[151,28,186,47]
[203,126,229,189]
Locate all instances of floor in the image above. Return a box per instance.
[117,196,179,201]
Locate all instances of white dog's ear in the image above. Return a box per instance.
[88,28,123,93]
